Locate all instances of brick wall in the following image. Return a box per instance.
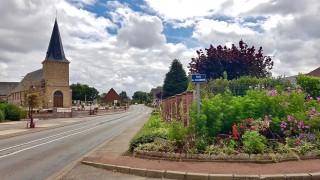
[161,91,194,126]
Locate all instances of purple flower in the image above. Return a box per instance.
[280,121,287,130]
[287,115,297,123]
[264,115,272,123]
[317,97,320,102]
[271,90,277,96]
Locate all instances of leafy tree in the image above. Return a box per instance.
[132,91,152,104]
[163,59,188,99]
[70,83,99,101]
[119,91,129,100]
[27,93,39,128]
[188,39,273,80]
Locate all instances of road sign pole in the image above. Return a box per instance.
[196,82,200,117]
[191,74,206,120]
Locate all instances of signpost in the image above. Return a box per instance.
[191,74,206,83]
[191,74,206,117]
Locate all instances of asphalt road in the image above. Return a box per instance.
[0,105,151,180]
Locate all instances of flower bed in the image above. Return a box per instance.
[129,79,320,163]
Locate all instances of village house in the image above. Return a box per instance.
[100,88,121,106]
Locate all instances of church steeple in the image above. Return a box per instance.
[45,18,68,62]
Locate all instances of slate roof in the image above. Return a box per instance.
[150,87,163,95]
[11,69,44,93]
[0,82,19,96]
[307,67,320,77]
[45,19,69,62]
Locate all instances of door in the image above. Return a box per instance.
[53,91,63,107]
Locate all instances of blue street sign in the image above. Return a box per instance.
[191,74,206,83]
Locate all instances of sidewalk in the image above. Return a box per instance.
[0,117,88,139]
[0,107,131,139]
[75,116,320,180]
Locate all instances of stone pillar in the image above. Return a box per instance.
[176,94,182,122]
[186,91,195,126]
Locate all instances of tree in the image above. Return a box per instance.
[70,83,99,101]
[27,93,39,128]
[188,39,274,80]
[132,91,152,104]
[119,91,129,100]
[163,59,188,99]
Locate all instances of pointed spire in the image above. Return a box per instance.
[45,19,68,61]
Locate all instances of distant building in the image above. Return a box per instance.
[0,82,19,102]
[150,86,163,99]
[4,19,72,108]
[306,67,320,77]
[101,88,121,105]
[284,66,320,85]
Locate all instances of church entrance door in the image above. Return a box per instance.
[54,91,63,107]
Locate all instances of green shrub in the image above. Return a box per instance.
[135,138,175,152]
[20,109,28,119]
[0,109,5,122]
[168,120,187,142]
[129,114,169,152]
[296,74,320,98]
[0,103,21,121]
[242,130,267,154]
[189,76,294,97]
[276,142,292,154]
[143,114,168,130]
[294,142,316,155]
[194,138,208,153]
[129,131,167,152]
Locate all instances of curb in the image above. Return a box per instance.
[81,161,320,180]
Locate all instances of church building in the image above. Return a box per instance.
[7,19,72,108]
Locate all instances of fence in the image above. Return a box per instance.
[161,91,195,126]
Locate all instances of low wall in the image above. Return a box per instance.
[161,91,194,126]
[30,106,129,119]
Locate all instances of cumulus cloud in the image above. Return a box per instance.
[117,15,166,49]
[1,0,319,98]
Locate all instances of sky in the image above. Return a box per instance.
[0,0,319,97]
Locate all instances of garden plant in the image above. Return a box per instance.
[129,76,320,162]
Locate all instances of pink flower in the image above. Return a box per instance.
[317,97,320,102]
[271,90,277,96]
[287,87,291,90]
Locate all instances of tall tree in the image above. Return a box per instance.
[163,59,188,99]
[119,91,128,100]
[70,83,99,101]
[188,39,273,80]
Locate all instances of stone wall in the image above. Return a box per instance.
[161,91,194,126]
[42,60,71,108]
